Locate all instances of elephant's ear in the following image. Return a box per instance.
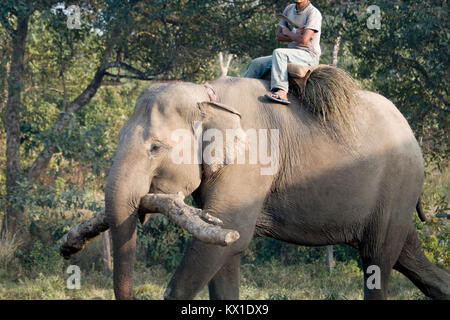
[196,101,247,180]
[197,101,242,119]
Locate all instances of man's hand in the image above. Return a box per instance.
[278,26,305,41]
[276,27,292,42]
[277,26,313,45]
[295,26,305,35]
[281,27,292,37]
[286,27,314,46]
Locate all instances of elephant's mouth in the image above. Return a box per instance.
[149,183,170,195]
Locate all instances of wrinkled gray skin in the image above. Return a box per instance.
[105,77,450,300]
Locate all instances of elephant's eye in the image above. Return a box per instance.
[150,144,161,153]
[149,140,169,158]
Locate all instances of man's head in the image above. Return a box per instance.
[294,0,309,9]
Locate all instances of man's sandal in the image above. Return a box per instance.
[264,92,291,105]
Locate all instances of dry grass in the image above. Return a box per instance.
[0,261,425,300]
[0,232,23,280]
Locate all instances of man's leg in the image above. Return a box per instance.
[244,55,272,79]
[269,48,318,101]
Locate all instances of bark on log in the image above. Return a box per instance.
[140,192,240,246]
[60,192,240,259]
[60,211,109,259]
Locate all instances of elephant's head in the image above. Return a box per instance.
[105,82,245,299]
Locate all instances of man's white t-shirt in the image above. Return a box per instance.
[278,2,322,59]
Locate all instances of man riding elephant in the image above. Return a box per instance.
[244,0,322,105]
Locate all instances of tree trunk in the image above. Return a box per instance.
[218,52,234,77]
[326,245,334,272]
[27,61,111,183]
[102,230,113,276]
[1,14,30,237]
[26,28,119,183]
[0,35,10,118]
[331,20,346,67]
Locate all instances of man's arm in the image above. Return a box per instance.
[282,8,322,46]
[282,27,315,46]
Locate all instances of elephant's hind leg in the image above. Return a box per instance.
[359,218,407,299]
[208,254,241,300]
[359,251,394,300]
[393,226,450,300]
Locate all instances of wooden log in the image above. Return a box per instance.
[60,192,240,259]
[140,192,240,246]
[60,211,109,259]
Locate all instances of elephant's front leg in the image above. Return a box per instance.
[164,204,262,300]
[163,240,239,299]
[164,164,273,300]
[208,254,241,300]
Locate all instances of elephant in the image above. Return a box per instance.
[104,65,450,300]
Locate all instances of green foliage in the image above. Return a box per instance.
[0,173,107,277]
[340,0,449,158]
[414,160,449,268]
[137,215,192,272]
[243,237,360,267]
[16,240,63,276]
[267,291,289,300]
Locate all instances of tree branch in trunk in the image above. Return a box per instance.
[60,192,240,259]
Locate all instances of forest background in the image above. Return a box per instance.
[0,0,448,299]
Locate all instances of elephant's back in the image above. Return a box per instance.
[213,77,425,242]
[214,77,422,170]
[354,90,423,170]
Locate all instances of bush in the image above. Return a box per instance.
[0,233,23,280]
[242,238,360,267]
[137,215,192,272]
[16,240,63,276]
[415,160,449,268]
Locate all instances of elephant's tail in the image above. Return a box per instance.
[416,196,426,222]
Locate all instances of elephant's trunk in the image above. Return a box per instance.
[105,155,151,300]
